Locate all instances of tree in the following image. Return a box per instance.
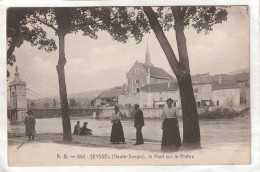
[69,98,77,107]
[23,7,117,143]
[104,6,228,149]
[142,7,228,149]
[7,8,56,78]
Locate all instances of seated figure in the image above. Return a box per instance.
[80,122,93,135]
[73,121,81,135]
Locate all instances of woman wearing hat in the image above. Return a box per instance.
[24,110,36,141]
[161,98,181,151]
[80,122,93,135]
[110,106,125,144]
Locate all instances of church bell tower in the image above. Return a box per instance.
[145,43,152,66]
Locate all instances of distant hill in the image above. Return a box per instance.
[228,67,250,75]
[69,89,104,100]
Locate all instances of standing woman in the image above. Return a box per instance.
[110,106,126,144]
[161,98,181,151]
[24,110,36,142]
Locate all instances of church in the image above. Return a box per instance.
[126,44,175,94]
[96,44,245,109]
[119,44,179,108]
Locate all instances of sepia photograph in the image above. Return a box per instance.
[5,4,252,167]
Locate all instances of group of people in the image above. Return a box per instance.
[24,98,181,151]
[109,98,181,151]
[110,104,144,145]
[73,121,93,136]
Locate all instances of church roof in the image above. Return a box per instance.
[140,63,174,80]
[212,80,239,90]
[191,73,212,84]
[141,82,178,92]
[96,89,125,99]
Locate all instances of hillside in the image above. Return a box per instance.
[228,67,249,75]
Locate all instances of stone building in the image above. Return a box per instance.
[94,86,126,107]
[191,73,213,107]
[139,81,179,108]
[234,72,250,106]
[212,78,240,107]
[100,44,247,109]
[126,44,175,94]
[8,66,28,123]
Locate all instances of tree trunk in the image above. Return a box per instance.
[173,10,201,149]
[56,31,72,143]
[144,7,201,149]
[177,74,201,149]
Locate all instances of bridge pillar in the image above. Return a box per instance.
[8,66,27,124]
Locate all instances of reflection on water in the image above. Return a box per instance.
[8,117,250,147]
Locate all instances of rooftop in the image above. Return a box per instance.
[234,72,250,82]
[96,89,125,99]
[139,63,174,80]
[212,80,239,90]
[191,73,212,84]
[141,82,178,92]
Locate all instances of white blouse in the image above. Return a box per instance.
[111,112,122,122]
[161,107,178,120]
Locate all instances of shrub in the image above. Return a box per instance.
[199,107,240,119]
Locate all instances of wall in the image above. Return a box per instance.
[140,90,180,108]
[29,108,103,118]
[118,93,140,107]
[99,107,182,119]
[201,84,212,100]
[212,88,240,107]
[192,84,212,106]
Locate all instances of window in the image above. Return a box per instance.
[197,102,201,107]
[217,100,219,106]
[135,78,141,84]
[194,88,198,93]
[135,68,139,74]
[174,102,176,107]
[136,88,140,93]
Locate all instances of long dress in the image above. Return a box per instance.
[24,115,36,136]
[161,107,181,152]
[110,112,125,143]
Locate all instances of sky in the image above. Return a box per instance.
[7,6,249,97]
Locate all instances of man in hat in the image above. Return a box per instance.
[24,110,36,141]
[133,104,144,145]
[80,122,93,135]
[73,121,81,135]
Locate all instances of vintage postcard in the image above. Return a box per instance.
[4,4,252,167]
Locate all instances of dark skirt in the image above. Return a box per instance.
[110,120,125,143]
[161,118,181,152]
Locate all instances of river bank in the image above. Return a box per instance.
[8,131,250,166]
